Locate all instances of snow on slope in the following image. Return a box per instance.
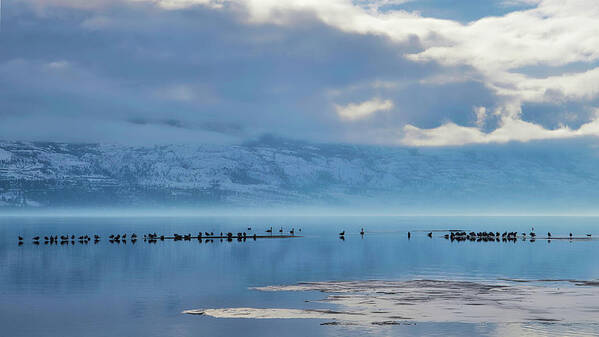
[1,139,599,210]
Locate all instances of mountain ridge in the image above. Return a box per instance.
[1,138,598,212]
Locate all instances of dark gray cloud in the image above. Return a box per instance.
[0,0,594,146]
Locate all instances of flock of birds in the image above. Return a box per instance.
[430,228,593,242]
[336,227,593,242]
[17,226,595,245]
[16,226,302,245]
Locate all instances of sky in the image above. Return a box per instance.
[2,0,599,147]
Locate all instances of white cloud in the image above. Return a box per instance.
[45,61,70,70]
[474,106,487,128]
[160,84,196,102]
[335,97,394,121]
[136,0,226,9]
[402,112,599,146]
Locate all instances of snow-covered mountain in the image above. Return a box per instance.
[1,137,599,212]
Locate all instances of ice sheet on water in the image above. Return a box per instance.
[185,279,599,325]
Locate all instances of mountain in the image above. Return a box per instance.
[1,137,599,213]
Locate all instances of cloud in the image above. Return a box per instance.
[6,0,599,147]
[401,112,599,146]
[474,106,487,128]
[335,97,394,121]
[136,0,226,10]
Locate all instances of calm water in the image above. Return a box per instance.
[2,216,599,336]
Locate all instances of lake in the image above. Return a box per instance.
[2,215,599,336]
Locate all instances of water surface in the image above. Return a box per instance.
[2,216,599,336]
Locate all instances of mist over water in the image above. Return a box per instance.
[2,215,599,336]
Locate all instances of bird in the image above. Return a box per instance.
[407,232,411,239]
[339,230,345,236]
[360,228,365,235]
[427,232,433,238]
[290,228,295,235]
[547,232,551,238]
[33,236,40,241]
[279,227,283,234]
[247,227,252,231]
[266,227,273,234]
[18,236,23,241]
[587,234,592,238]
[569,233,573,238]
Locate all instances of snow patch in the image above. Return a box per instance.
[0,148,12,162]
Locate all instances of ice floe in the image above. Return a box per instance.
[184,279,599,325]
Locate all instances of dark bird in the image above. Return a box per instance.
[587,234,592,237]
[290,228,295,235]
[248,227,252,231]
[266,227,273,234]
[427,232,433,238]
[18,236,23,241]
[131,233,137,238]
[547,232,551,238]
[407,232,411,239]
[360,228,365,235]
[33,236,40,241]
[569,233,573,238]
[339,230,345,236]
[279,227,283,234]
